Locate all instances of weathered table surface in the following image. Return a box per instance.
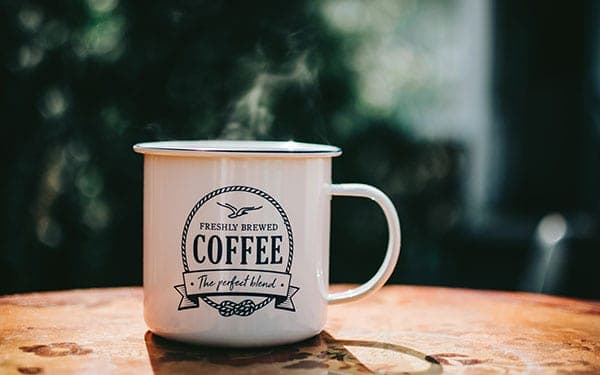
[0,286,598,374]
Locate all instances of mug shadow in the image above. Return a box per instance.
[144,331,443,374]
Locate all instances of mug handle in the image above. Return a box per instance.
[327,183,401,304]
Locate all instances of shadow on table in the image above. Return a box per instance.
[144,331,443,374]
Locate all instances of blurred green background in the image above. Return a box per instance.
[1,0,598,298]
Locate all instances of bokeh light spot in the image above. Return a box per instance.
[18,45,44,69]
[39,87,68,119]
[76,167,104,198]
[537,213,568,245]
[86,0,119,14]
[83,200,111,231]
[36,216,63,248]
[18,6,43,32]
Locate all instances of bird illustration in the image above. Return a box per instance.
[217,202,263,219]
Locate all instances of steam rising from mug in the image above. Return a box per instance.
[221,53,317,139]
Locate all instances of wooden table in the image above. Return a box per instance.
[0,286,598,374]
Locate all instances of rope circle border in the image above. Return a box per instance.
[180,185,294,314]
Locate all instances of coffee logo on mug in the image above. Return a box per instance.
[174,186,299,317]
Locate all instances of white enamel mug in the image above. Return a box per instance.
[133,140,401,347]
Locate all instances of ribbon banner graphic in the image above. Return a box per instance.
[175,269,299,315]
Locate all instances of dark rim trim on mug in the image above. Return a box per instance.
[133,140,342,157]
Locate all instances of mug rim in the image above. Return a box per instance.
[133,140,342,158]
